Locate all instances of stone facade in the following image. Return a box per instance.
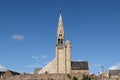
[102,70,120,78]
[38,59,57,74]
[0,70,20,80]
[72,70,89,74]
[56,40,71,73]
[65,40,72,73]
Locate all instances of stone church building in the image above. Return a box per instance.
[37,13,89,74]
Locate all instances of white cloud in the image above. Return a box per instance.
[77,60,83,61]
[28,55,49,68]
[25,63,41,68]
[32,56,40,59]
[11,34,24,41]
[109,64,120,70]
[32,55,49,60]
[41,55,49,59]
[94,64,102,68]
[0,65,7,71]
[44,61,50,64]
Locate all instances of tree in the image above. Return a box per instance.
[72,76,78,80]
[67,74,78,80]
[81,74,91,80]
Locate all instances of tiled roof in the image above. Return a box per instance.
[71,61,89,70]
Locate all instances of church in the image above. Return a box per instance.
[36,13,89,74]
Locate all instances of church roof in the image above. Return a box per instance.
[71,61,89,70]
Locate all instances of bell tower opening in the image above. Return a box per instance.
[61,39,63,44]
[58,39,60,44]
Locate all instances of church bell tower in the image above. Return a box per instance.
[38,13,72,74]
[56,13,71,73]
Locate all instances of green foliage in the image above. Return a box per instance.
[72,76,78,80]
[67,74,78,80]
[81,74,91,80]
[67,74,72,80]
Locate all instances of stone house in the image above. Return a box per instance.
[0,70,20,79]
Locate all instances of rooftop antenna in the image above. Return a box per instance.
[101,65,104,73]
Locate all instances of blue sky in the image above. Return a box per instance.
[0,0,120,74]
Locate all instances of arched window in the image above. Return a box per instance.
[59,34,62,37]
[58,39,60,44]
[60,34,62,37]
[45,71,48,74]
[59,34,61,37]
[61,39,63,44]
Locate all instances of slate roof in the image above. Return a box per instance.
[0,71,5,75]
[0,70,20,76]
[8,70,20,75]
[109,70,120,76]
[71,61,89,70]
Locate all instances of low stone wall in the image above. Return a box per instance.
[1,74,118,80]
[3,74,70,80]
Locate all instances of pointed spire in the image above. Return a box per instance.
[59,13,62,21]
[59,9,62,21]
[57,13,64,44]
[57,13,64,36]
[58,13,63,25]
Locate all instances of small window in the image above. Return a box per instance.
[58,39,60,44]
[59,34,62,37]
[61,39,63,44]
[59,34,61,37]
[60,34,62,37]
[45,71,48,74]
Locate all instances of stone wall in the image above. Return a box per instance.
[65,40,71,73]
[56,46,66,73]
[72,70,89,74]
[3,74,70,80]
[38,58,57,74]
[1,74,118,80]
